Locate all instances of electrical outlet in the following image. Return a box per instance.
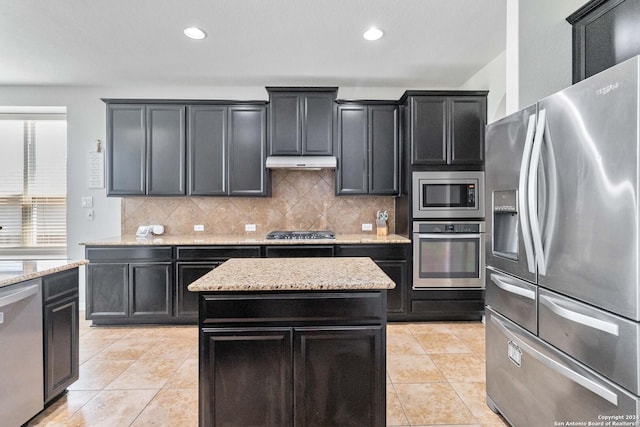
[245,224,257,232]
[194,224,204,232]
[86,210,94,221]
[361,223,373,231]
[81,196,93,208]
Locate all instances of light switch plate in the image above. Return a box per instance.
[245,224,257,232]
[86,210,94,221]
[194,224,205,232]
[361,223,373,231]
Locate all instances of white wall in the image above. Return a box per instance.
[460,51,507,123]
[517,0,585,108]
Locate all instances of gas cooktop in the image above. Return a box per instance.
[265,230,336,240]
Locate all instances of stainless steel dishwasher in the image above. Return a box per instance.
[0,279,44,427]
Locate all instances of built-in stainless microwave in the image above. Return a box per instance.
[412,171,485,219]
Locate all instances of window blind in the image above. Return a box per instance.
[0,115,67,255]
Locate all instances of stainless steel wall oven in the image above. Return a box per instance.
[412,221,485,288]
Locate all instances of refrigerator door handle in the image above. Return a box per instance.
[518,114,538,274]
[490,273,536,300]
[540,294,620,336]
[490,313,619,406]
[528,108,547,276]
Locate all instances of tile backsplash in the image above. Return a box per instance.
[122,170,396,235]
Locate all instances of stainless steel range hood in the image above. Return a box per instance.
[265,156,337,170]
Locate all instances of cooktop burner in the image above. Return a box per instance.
[266,230,336,240]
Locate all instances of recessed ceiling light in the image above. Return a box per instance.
[363,27,384,41]
[184,27,207,40]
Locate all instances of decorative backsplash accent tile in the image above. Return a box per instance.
[122,170,396,235]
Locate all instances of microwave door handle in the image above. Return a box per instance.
[528,108,547,276]
[518,113,537,274]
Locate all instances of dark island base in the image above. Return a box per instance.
[198,290,387,427]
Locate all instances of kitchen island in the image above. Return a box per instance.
[188,257,393,427]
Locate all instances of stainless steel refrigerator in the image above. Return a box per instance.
[485,56,640,426]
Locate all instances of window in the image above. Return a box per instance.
[0,109,67,257]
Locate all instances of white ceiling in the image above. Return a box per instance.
[0,0,506,88]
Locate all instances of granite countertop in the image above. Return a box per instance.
[80,233,411,246]
[188,257,396,292]
[0,259,88,289]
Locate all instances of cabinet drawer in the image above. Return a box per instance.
[335,244,407,260]
[485,267,537,334]
[43,268,79,302]
[539,288,640,395]
[201,292,385,326]
[176,246,260,260]
[265,245,334,257]
[86,246,173,262]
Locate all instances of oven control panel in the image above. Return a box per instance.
[414,222,483,234]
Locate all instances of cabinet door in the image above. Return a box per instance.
[146,105,186,195]
[449,97,486,165]
[44,295,79,403]
[302,92,334,155]
[294,326,385,427]
[228,105,267,196]
[201,328,293,427]
[86,263,128,318]
[129,263,172,318]
[269,93,302,155]
[377,260,408,317]
[175,262,219,319]
[107,104,146,195]
[187,106,227,195]
[410,97,448,165]
[336,105,368,194]
[369,105,399,195]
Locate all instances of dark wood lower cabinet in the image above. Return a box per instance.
[202,328,293,426]
[199,291,387,427]
[42,268,80,404]
[175,263,219,319]
[294,326,384,426]
[129,263,172,318]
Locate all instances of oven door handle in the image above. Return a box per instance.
[415,234,481,239]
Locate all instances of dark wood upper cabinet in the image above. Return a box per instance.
[106,104,146,195]
[227,105,268,196]
[146,105,186,195]
[105,100,267,198]
[106,103,186,196]
[568,0,640,83]
[268,87,337,156]
[187,105,227,196]
[336,102,399,195]
[401,91,487,168]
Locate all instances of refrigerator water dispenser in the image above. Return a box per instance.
[492,190,518,260]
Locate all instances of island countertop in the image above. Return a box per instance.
[0,259,88,289]
[187,257,396,292]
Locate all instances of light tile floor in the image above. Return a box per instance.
[29,315,508,427]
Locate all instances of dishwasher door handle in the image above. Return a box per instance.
[0,284,40,309]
